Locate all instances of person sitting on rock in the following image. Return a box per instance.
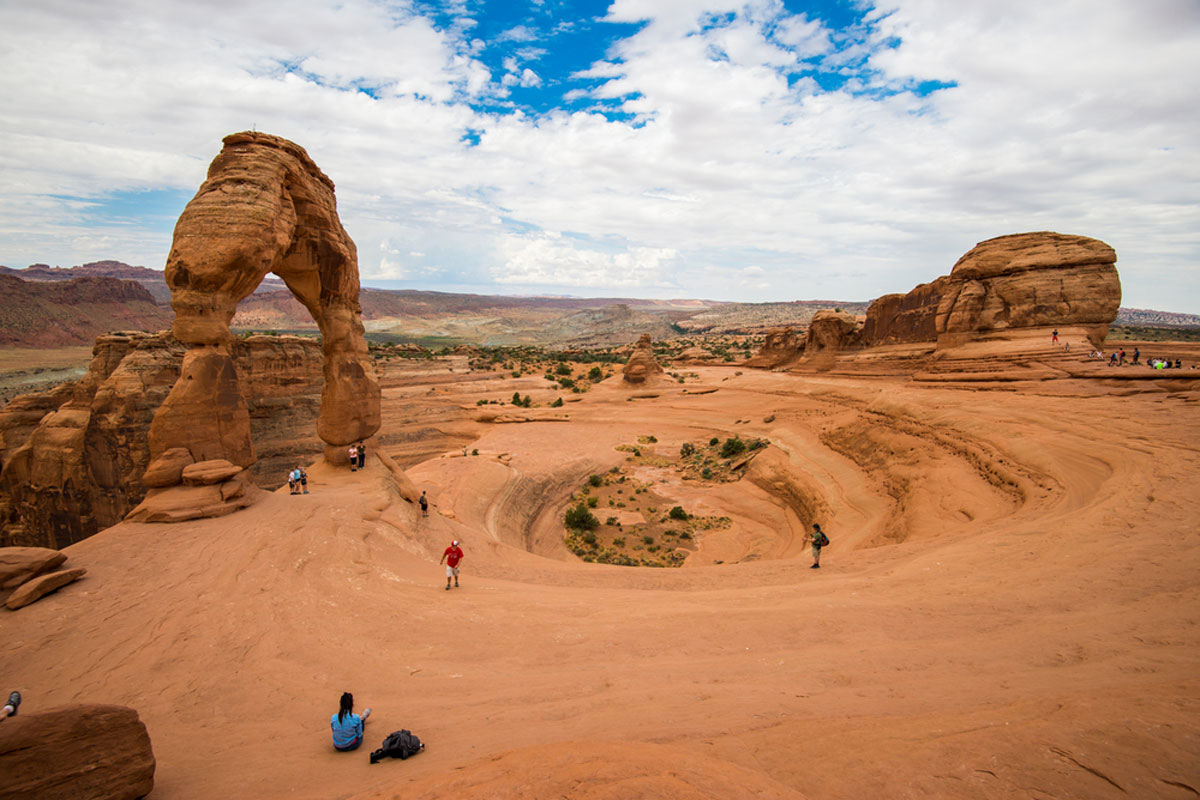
[331,692,371,751]
[1,691,20,721]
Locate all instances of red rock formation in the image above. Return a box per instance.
[803,309,864,360]
[5,567,86,610]
[0,704,155,800]
[147,132,379,517]
[0,546,66,603]
[860,277,950,346]
[0,332,324,548]
[621,334,664,384]
[745,327,804,368]
[935,232,1119,346]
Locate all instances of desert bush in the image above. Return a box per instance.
[558,377,575,389]
[587,496,599,508]
[709,436,720,447]
[701,467,713,479]
[720,437,746,458]
[588,474,603,487]
[588,366,603,381]
[556,363,571,376]
[680,442,695,457]
[565,503,599,531]
[551,397,564,407]
[679,531,692,540]
[668,506,688,521]
[642,535,654,545]
[612,536,625,546]
[581,531,597,546]
[606,517,618,526]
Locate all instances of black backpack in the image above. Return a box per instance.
[370,729,424,764]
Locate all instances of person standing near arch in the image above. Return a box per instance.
[803,523,828,569]
[356,442,366,470]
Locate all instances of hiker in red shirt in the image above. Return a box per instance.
[440,540,464,590]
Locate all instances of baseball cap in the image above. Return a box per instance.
[452,540,459,546]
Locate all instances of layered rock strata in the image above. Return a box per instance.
[147,132,379,511]
[0,332,324,548]
[803,310,864,360]
[622,334,664,384]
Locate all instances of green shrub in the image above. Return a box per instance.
[668,506,688,521]
[471,448,479,456]
[588,366,603,381]
[605,517,618,526]
[720,437,746,458]
[512,391,522,405]
[612,536,625,547]
[551,397,564,407]
[558,377,575,389]
[701,467,713,479]
[709,436,720,447]
[642,535,654,545]
[680,442,695,457]
[587,496,599,508]
[556,363,571,376]
[581,531,597,546]
[679,531,692,540]
[588,474,603,487]
[565,503,599,531]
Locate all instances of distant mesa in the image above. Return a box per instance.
[622,334,664,384]
[140,131,380,521]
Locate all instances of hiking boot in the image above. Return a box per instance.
[6,691,20,716]
[454,582,459,588]
[810,563,820,569]
[445,585,450,591]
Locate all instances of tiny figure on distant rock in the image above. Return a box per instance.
[1,691,20,721]
[331,692,371,752]
[440,539,464,590]
[419,490,429,517]
[1133,347,1140,364]
[348,445,358,472]
[803,523,828,569]
[298,466,308,494]
[288,469,298,495]
[356,442,366,470]
[1051,328,1058,343]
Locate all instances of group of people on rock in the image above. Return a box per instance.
[287,466,308,494]
[1081,345,1188,370]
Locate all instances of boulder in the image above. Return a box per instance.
[124,481,262,524]
[745,327,804,369]
[0,546,66,601]
[141,447,194,488]
[5,567,86,610]
[804,309,864,359]
[621,334,664,384]
[0,704,155,800]
[935,232,1119,346]
[147,131,380,502]
[181,459,243,486]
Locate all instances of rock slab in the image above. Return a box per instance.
[0,546,67,601]
[0,704,155,800]
[5,566,86,610]
[622,334,664,384]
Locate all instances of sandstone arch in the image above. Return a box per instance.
[142,132,379,504]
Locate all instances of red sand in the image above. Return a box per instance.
[3,367,1198,799]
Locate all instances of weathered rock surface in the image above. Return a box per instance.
[855,232,1119,355]
[0,274,171,348]
[0,546,66,602]
[0,332,324,548]
[5,566,86,610]
[181,459,243,486]
[861,277,950,346]
[621,334,664,384]
[745,327,805,368]
[149,131,379,504]
[804,309,864,359]
[125,479,261,524]
[0,704,155,800]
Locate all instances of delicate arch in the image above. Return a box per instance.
[146,132,379,483]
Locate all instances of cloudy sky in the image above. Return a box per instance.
[2,0,1198,311]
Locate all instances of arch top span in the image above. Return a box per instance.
[141,132,380,513]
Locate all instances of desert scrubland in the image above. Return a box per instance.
[3,348,1199,799]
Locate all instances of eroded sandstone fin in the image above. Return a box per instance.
[141,132,381,520]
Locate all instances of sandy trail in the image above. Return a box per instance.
[3,368,1198,799]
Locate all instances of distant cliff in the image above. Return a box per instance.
[0,274,172,347]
